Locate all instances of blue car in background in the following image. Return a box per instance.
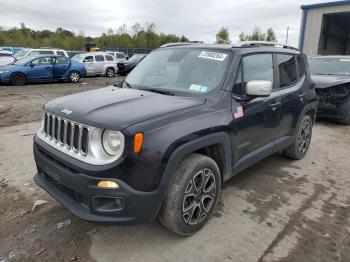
[0,55,86,85]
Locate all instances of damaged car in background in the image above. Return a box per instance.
[309,56,350,124]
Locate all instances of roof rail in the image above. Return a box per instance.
[233,41,299,51]
[160,41,204,48]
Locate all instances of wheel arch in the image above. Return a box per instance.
[159,132,233,192]
[10,71,27,84]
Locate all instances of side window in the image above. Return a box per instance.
[297,55,305,78]
[105,55,114,61]
[95,55,105,62]
[83,56,94,62]
[31,57,52,65]
[117,53,125,59]
[56,51,65,56]
[276,54,297,88]
[243,54,274,86]
[55,57,69,64]
[39,50,54,55]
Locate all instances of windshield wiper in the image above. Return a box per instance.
[139,88,174,96]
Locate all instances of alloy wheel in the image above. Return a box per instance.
[70,72,80,82]
[182,168,217,226]
[298,120,312,155]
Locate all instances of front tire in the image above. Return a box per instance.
[160,153,221,236]
[10,73,26,86]
[69,71,80,83]
[284,115,313,160]
[105,67,115,77]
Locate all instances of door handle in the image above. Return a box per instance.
[269,102,281,111]
[269,102,281,107]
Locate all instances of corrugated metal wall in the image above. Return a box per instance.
[300,4,350,56]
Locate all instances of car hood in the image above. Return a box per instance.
[44,86,206,130]
[311,74,350,89]
[119,60,138,65]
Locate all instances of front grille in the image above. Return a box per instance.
[42,113,89,155]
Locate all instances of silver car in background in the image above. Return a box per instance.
[106,51,126,62]
[72,52,117,77]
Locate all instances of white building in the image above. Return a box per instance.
[299,1,350,56]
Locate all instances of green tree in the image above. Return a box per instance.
[216,27,231,44]
[239,27,277,42]
[0,22,189,50]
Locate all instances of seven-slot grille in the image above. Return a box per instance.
[42,113,89,155]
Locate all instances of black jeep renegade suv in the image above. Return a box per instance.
[33,42,318,235]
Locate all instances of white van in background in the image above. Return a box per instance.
[14,48,69,60]
[72,52,118,77]
[106,51,126,62]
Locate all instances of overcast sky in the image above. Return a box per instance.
[0,0,326,47]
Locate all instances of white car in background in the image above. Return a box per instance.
[0,51,16,66]
[106,51,126,62]
[14,48,69,60]
[72,52,118,77]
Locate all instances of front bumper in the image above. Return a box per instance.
[33,140,164,224]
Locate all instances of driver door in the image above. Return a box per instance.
[26,57,53,82]
[83,56,95,75]
[232,53,282,164]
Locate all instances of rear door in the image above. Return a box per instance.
[26,57,53,81]
[233,53,282,160]
[53,57,70,79]
[275,53,306,139]
[94,55,105,73]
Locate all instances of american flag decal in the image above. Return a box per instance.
[232,104,244,119]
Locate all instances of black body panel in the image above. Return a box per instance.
[34,44,318,223]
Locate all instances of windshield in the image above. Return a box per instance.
[14,56,35,65]
[71,54,84,61]
[309,57,350,76]
[14,49,30,59]
[124,49,230,95]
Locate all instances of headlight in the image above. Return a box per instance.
[102,130,124,156]
[0,70,9,74]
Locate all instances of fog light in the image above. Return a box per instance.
[97,180,119,189]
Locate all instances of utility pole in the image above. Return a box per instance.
[286,26,289,44]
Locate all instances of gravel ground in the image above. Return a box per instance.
[0,76,124,128]
[0,80,349,262]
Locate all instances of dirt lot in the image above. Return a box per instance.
[0,79,350,262]
[0,77,123,128]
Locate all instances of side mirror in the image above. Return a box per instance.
[246,80,272,97]
[29,63,34,68]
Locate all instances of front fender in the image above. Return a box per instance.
[158,132,232,194]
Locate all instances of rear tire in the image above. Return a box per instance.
[69,71,80,83]
[337,97,350,125]
[284,115,313,160]
[10,73,26,86]
[105,67,115,77]
[159,153,221,236]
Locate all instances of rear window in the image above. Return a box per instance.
[95,55,105,62]
[105,55,114,61]
[276,54,297,88]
